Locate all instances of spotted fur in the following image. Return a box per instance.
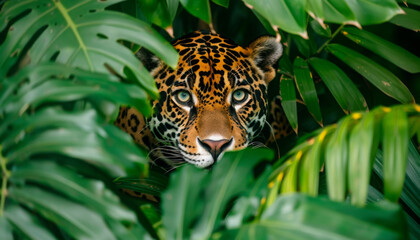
[116,31,283,168]
[267,96,294,144]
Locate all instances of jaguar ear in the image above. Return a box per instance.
[248,36,283,83]
[135,48,161,72]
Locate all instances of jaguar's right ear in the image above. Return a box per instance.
[248,36,283,84]
[135,48,161,72]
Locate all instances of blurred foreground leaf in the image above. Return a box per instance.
[163,148,273,240]
[216,194,407,240]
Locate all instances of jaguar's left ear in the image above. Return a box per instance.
[248,36,283,83]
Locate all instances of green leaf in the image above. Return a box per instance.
[136,0,173,28]
[305,0,326,25]
[371,137,420,239]
[225,167,272,228]
[305,0,357,26]
[0,217,14,240]
[403,142,420,233]
[299,128,329,196]
[5,79,148,116]
[348,109,383,206]
[306,0,402,26]
[212,0,229,8]
[163,165,207,240]
[224,197,259,229]
[270,129,324,175]
[325,117,353,201]
[405,141,420,203]
[406,214,420,240]
[180,0,211,23]
[192,148,274,239]
[293,57,323,125]
[292,35,315,57]
[167,0,180,22]
[382,107,409,202]
[280,154,300,194]
[401,0,420,6]
[310,19,331,38]
[327,44,414,104]
[139,204,162,236]
[8,186,115,240]
[0,66,152,176]
[342,27,420,73]
[389,7,420,31]
[309,57,367,113]
[251,10,276,36]
[346,0,403,25]
[1,108,100,144]
[5,126,147,176]
[266,165,286,207]
[216,194,407,240]
[105,218,148,240]
[5,204,56,240]
[0,64,152,119]
[280,75,298,132]
[10,161,137,222]
[244,0,308,38]
[278,52,294,76]
[21,107,98,130]
[373,141,420,238]
[0,0,178,97]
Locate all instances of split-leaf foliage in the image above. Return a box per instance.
[1,0,419,239]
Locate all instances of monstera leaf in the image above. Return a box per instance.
[0,0,178,97]
[0,64,153,239]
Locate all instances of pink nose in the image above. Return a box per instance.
[198,138,233,161]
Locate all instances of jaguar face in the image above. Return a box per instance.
[141,31,282,168]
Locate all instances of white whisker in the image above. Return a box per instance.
[248,141,267,149]
[165,162,187,173]
[265,120,280,157]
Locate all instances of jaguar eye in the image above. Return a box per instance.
[232,89,248,104]
[175,90,192,105]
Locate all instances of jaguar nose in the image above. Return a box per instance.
[198,138,233,161]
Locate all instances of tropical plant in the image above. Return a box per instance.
[1,0,419,239]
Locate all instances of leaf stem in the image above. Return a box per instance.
[0,146,10,217]
[54,0,93,70]
[316,24,345,55]
[277,70,294,78]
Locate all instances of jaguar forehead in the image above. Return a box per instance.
[170,38,255,102]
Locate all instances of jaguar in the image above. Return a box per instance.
[115,31,287,169]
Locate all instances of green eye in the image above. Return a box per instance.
[232,89,248,104]
[175,90,191,105]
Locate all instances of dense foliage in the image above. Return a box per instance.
[1,0,419,239]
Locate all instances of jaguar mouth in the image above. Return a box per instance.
[150,144,213,169]
[179,150,214,169]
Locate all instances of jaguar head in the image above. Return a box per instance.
[140,31,282,168]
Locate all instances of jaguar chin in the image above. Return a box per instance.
[116,31,283,168]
